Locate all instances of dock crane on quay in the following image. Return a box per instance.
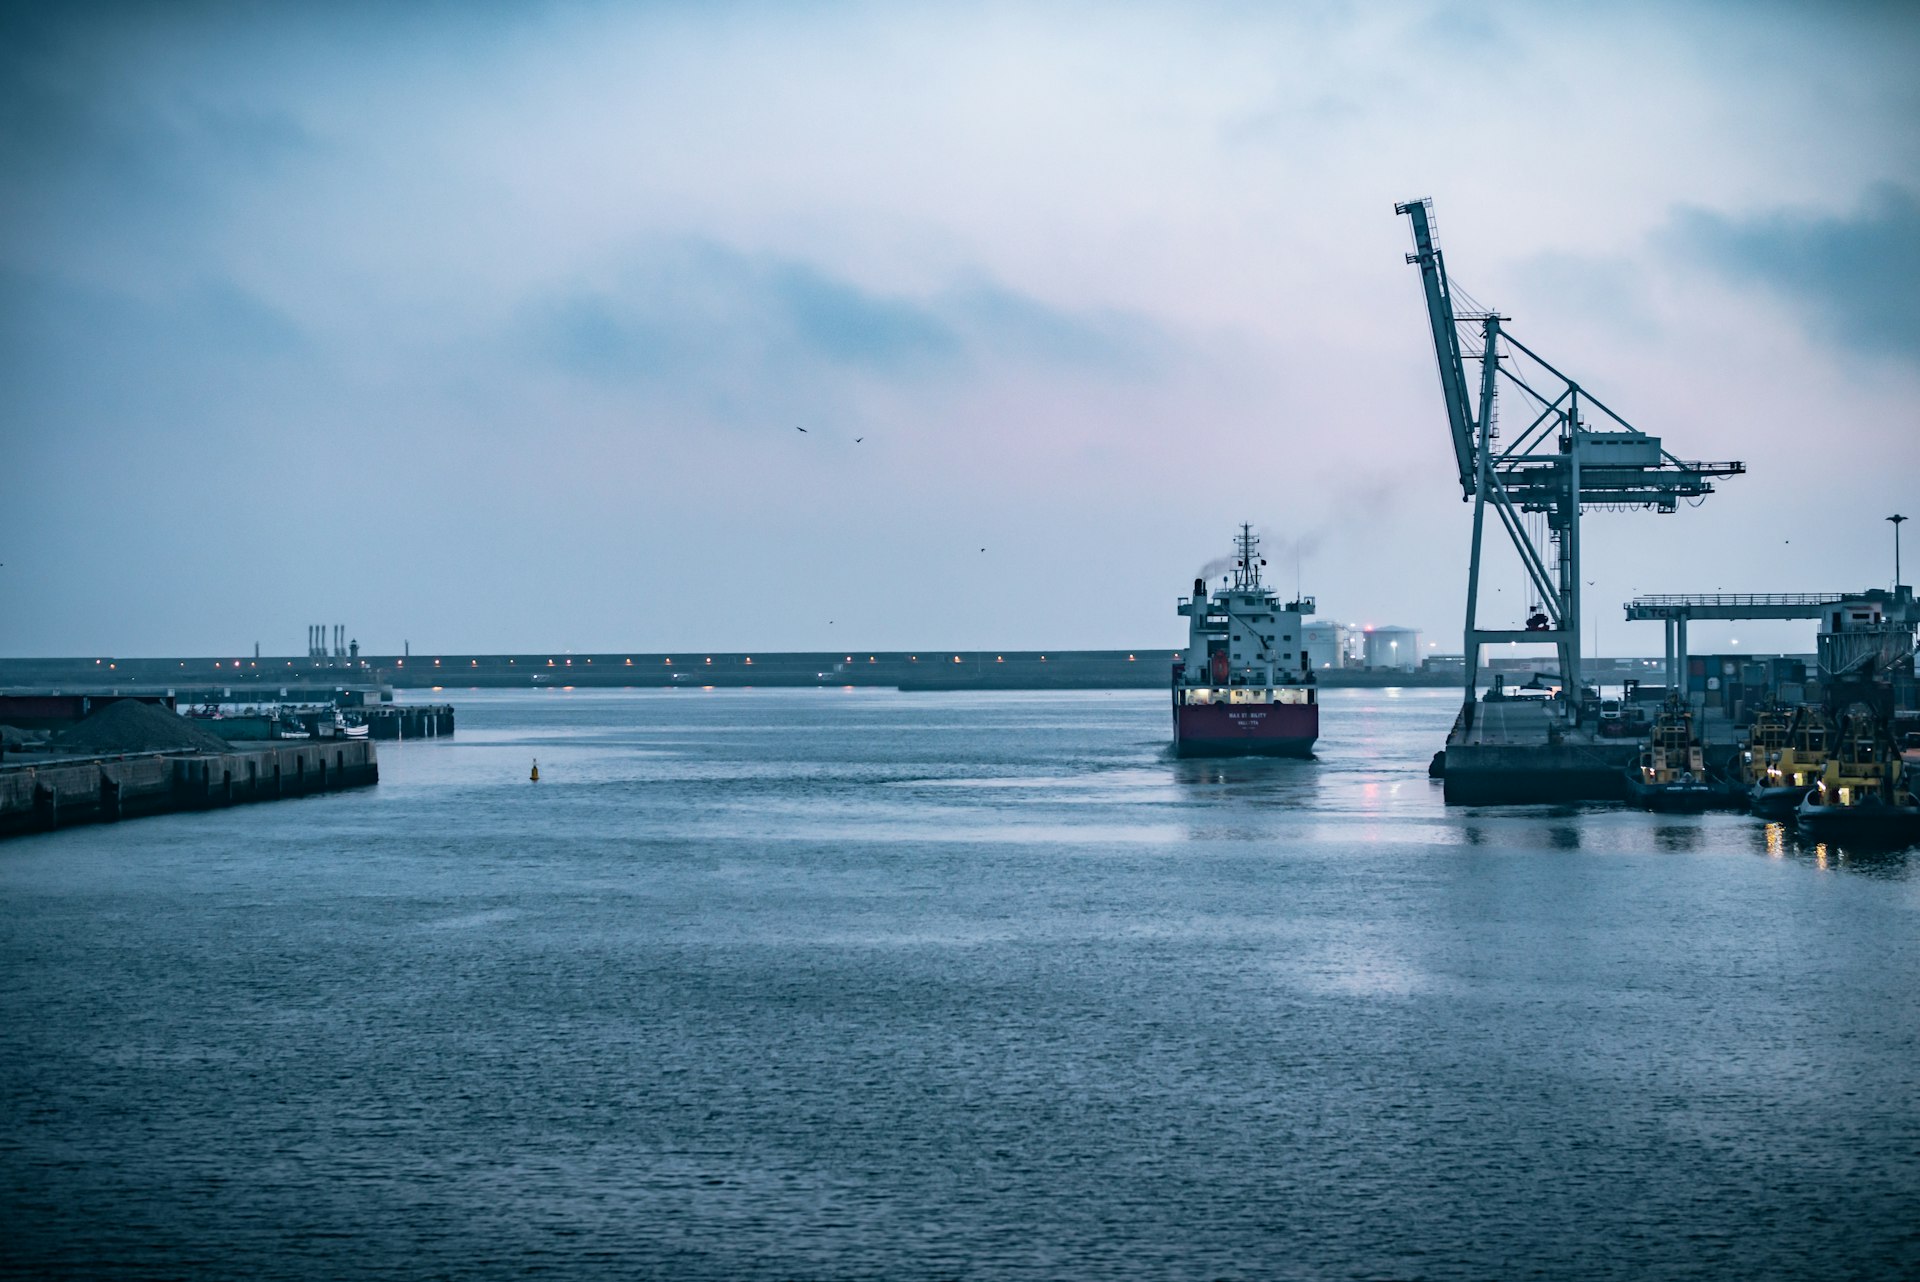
[1396,198,1745,727]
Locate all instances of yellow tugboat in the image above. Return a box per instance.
[1796,711,1920,845]
[1624,701,1724,811]
[1750,705,1833,819]
[1736,706,1790,790]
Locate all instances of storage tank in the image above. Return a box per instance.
[1363,626,1420,671]
[1302,621,1352,671]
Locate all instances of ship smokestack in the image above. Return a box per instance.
[1193,577,1205,599]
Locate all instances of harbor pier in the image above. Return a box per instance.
[0,739,378,838]
[1440,701,1641,805]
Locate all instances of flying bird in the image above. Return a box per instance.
[795,426,808,433]
[854,437,863,443]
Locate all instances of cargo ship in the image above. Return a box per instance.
[1172,525,1318,757]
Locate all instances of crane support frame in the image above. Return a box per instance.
[1397,198,1745,722]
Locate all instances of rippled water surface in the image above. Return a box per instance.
[3,688,1916,1280]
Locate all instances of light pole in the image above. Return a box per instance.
[1891,514,1908,589]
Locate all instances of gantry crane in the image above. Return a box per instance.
[1396,198,1745,722]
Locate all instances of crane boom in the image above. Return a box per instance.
[1395,198,1477,498]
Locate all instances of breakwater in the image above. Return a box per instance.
[1,652,1457,692]
[0,739,377,838]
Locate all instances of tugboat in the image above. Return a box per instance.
[1171,525,1318,757]
[1624,701,1723,811]
[1735,704,1790,798]
[1750,705,1832,820]
[1796,711,1920,845]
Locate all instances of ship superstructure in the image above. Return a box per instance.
[1172,525,1319,757]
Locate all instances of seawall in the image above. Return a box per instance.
[0,739,378,839]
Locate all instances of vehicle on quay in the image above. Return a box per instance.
[1170,525,1318,757]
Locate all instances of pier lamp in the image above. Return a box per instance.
[1891,514,1907,587]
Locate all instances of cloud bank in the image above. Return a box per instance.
[1,2,1916,655]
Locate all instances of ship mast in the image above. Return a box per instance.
[1234,523,1262,591]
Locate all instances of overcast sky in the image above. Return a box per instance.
[3,1,1916,657]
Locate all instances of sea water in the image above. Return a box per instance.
[2,688,1915,1279]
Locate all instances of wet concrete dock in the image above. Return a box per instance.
[1442,701,1640,805]
[0,739,378,838]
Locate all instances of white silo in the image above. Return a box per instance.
[1302,620,1352,671]
[1363,626,1420,671]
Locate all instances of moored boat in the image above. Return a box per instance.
[1796,711,1920,845]
[1750,705,1832,819]
[1625,702,1735,811]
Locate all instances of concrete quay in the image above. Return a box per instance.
[0,739,378,839]
[1441,701,1643,805]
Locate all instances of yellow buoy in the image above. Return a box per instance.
[530,758,540,782]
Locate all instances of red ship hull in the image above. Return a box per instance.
[1172,701,1318,757]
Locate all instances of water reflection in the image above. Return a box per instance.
[1169,755,1321,809]
[1536,823,1577,850]
[1651,825,1706,853]
[1767,831,1913,879]
[1731,814,1916,877]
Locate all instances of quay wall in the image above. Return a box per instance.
[0,740,377,839]
[1442,742,1640,805]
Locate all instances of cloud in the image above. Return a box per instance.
[0,269,306,388]
[518,242,1163,398]
[1509,251,1660,340]
[1667,184,1920,361]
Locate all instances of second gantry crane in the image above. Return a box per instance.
[1396,198,1744,723]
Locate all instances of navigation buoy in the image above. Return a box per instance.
[530,758,540,782]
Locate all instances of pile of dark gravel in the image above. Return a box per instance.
[52,700,233,755]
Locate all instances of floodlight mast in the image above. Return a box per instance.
[1394,198,1746,723]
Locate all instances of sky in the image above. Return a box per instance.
[2,0,1917,658]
